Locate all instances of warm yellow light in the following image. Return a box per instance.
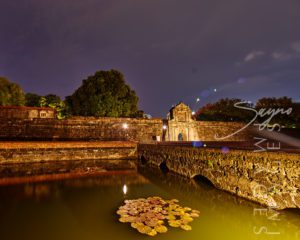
[123,185,128,194]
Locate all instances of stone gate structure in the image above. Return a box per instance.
[164,102,252,142]
[165,102,200,141]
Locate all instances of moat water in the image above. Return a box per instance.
[0,166,299,240]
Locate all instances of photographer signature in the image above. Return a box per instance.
[214,101,292,140]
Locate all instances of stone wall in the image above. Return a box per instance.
[138,144,300,210]
[166,120,253,142]
[196,121,253,141]
[0,146,137,164]
[0,106,56,119]
[0,116,298,142]
[0,145,138,179]
[3,114,298,142]
[0,117,163,141]
[0,141,138,181]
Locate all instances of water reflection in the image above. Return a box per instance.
[0,171,148,201]
[0,159,136,180]
[0,167,299,240]
[138,166,300,240]
[138,165,258,209]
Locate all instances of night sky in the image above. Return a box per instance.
[1,0,300,117]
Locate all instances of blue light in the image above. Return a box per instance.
[221,146,230,154]
[192,141,203,148]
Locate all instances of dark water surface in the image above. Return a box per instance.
[0,166,299,240]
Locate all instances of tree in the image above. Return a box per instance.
[39,97,47,107]
[26,93,62,107]
[44,94,61,105]
[196,98,254,122]
[48,101,67,120]
[256,97,293,109]
[39,95,66,119]
[25,93,41,106]
[0,77,25,106]
[291,103,300,128]
[256,97,295,127]
[67,69,140,117]
[25,93,62,107]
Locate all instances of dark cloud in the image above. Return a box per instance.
[0,0,300,116]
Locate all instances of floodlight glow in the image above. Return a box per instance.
[123,185,128,194]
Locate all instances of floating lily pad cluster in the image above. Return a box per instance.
[117,196,200,236]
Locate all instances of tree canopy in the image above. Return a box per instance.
[196,98,254,122]
[25,93,66,119]
[0,77,25,106]
[26,93,62,107]
[255,97,297,127]
[256,97,292,109]
[25,93,41,106]
[196,97,299,128]
[66,70,139,117]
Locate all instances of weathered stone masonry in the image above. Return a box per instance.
[0,117,163,141]
[0,103,254,142]
[0,146,137,163]
[0,106,56,119]
[138,144,300,209]
[0,145,138,178]
[0,117,253,142]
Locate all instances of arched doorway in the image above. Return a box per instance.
[178,133,184,141]
[159,161,169,174]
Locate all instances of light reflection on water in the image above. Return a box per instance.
[0,167,299,240]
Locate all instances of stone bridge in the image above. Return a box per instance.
[138,144,300,210]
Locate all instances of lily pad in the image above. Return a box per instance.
[137,225,152,234]
[147,229,158,236]
[181,224,192,231]
[155,225,168,233]
[117,197,200,236]
[190,212,200,218]
[168,220,181,228]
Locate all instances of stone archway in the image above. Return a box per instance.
[192,174,215,187]
[159,161,169,173]
[166,102,200,141]
[139,155,147,165]
[178,131,187,141]
[178,133,184,141]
